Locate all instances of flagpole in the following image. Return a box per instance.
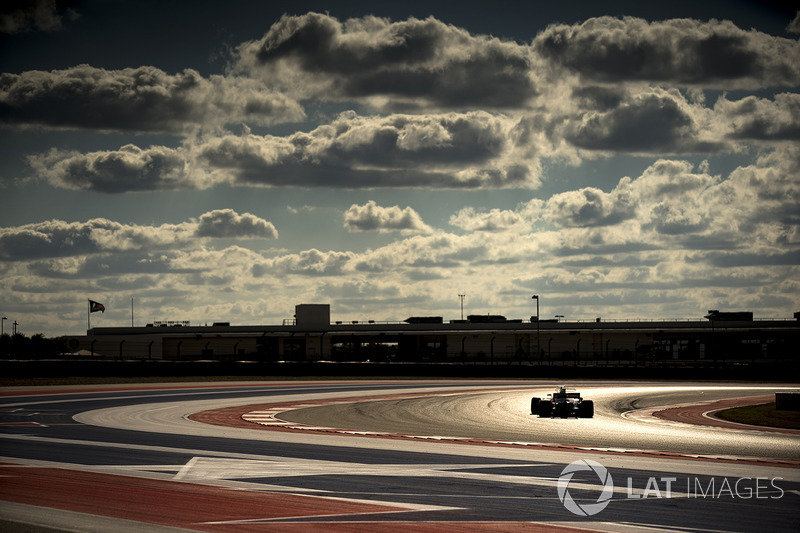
[87,299,90,330]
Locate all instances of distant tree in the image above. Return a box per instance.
[1,333,64,359]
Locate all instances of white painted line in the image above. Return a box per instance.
[173,456,198,480]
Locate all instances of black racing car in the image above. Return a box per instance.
[531,386,594,418]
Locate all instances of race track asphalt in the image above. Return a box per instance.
[273,385,800,460]
[1,379,798,532]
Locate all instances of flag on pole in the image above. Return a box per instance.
[89,300,105,313]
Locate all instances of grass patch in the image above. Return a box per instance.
[716,402,800,430]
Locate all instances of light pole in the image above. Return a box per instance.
[555,314,563,322]
[532,295,540,363]
[0,317,6,358]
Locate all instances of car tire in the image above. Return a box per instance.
[538,403,552,417]
[579,400,594,418]
[531,398,539,415]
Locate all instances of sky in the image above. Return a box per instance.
[1,0,799,337]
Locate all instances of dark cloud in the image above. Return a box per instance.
[559,255,661,268]
[0,210,275,261]
[544,187,636,228]
[254,12,440,72]
[719,93,800,141]
[325,113,506,166]
[550,240,659,257]
[671,234,742,251]
[699,250,800,268]
[27,253,187,279]
[314,280,405,305]
[0,65,304,133]
[199,111,533,189]
[0,0,77,33]
[0,219,125,260]
[0,218,195,261]
[404,268,447,281]
[571,86,626,111]
[29,144,192,193]
[0,224,95,260]
[237,12,535,109]
[342,50,534,110]
[565,92,719,153]
[647,203,708,235]
[535,17,800,88]
[195,209,278,239]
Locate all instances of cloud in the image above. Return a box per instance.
[631,159,718,197]
[195,209,278,238]
[715,92,800,141]
[449,207,527,232]
[0,218,194,260]
[532,153,798,263]
[198,110,536,189]
[235,12,535,110]
[0,209,278,261]
[351,231,503,273]
[344,201,431,233]
[315,279,404,304]
[563,88,722,154]
[27,252,193,279]
[39,150,762,312]
[722,145,800,230]
[5,150,798,333]
[693,249,800,268]
[28,110,538,192]
[254,248,354,277]
[788,12,800,34]
[543,186,636,228]
[287,205,317,214]
[434,154,789,260]
[5,11,800,336]
[534,16,800,89]
[28,144,196,193]
[0,0,77,33]
[0,65,304,133]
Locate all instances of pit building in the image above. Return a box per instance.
[69,304,799,366]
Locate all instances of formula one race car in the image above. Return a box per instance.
[531,386,594,418]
